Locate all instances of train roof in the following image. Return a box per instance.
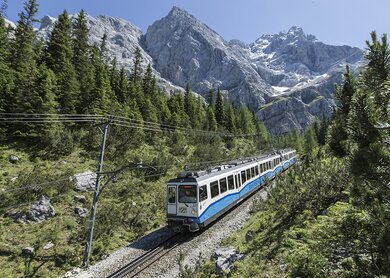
[167,149,296,184]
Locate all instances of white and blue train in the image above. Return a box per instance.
[166,149,297,232]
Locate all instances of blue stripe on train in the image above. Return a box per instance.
[196,159,294,224]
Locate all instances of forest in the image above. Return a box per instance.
[1,0,388,277]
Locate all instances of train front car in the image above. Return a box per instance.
[166,172,201,232]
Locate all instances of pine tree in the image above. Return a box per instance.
[208,89,214,110]
[131,47,142,84]
[184,82,196,126]
[304,126,317,154]
[215,88,225,126]
[0,15,13,113]
[346,32,390,274]
[116,66,128,104]
[225,103,236,133]
[73,9,95,112]
[143,63,154,96]
[88,43,112,114]
[327,66,357,156]
[0,15,13,140]
[9,0,40,140]
[255,119,269,148]
[206,106,217,131]
[47,10,79,114]
[239,106,256,134]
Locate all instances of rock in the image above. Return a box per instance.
[8,155,20,164]
[9,195,55,223]
[213,247,244,275]
[73,171,96,192]
[74,207,88,218]
[22,247,34,256]
[43,242,54,250]
[64,267,81,278]
[245,231,254,243]
[74,195,87,204]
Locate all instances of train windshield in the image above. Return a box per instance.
[178,185,197,203]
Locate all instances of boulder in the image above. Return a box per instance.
[8,155,20,164]
[74,207,88,218]
[74,195,87,204]
[213,247,244,275]
[73,171,96,192]
[43,242,54,250]
[245,231,254,243]
[9,195,55,223]
[22,247,34,256]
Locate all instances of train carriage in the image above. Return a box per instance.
[166,149,297,232]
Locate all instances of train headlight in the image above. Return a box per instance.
[191,209,196,215]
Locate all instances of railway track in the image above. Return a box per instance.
[107,232,190,278]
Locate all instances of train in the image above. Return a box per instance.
[166,149,297,232]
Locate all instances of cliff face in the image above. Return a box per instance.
[23,7,365,134]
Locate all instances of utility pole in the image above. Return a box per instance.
[82,118,111,268]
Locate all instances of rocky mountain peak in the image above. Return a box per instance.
[39,15,57,30]
[168,6,193,18]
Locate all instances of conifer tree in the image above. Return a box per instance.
[239,106,256,134]
[255,120,269,147]
[47,10,79,114]
[184,82,197,126]
[327,66,357,156]
[88,43,112,114]
[143,63,154,96]
[0,14,13,139]
[116,66,128,104]
[10,0,40,140]
[215,88,225,126]
[206,106,217,131]
[208,89,214,110]
[73,10,94,112]
[304,126,317,154]
[345,32,390,274]
[131,47,143,84]
[0,15,13,114]
[225,103,236,133]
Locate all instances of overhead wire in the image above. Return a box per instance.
[0,113,263,138]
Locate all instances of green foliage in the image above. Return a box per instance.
[328,66,357,156]
[215,88,225,126]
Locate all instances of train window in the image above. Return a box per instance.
[241,170,246,184]
[251,167,255,178]
[255,166,259,176]
[234,175,238,189]
[210,181,219,198]
[220,178,227,193]
[228,175,234,190]
[168,187,176,204]
[178,185,197,203]
[199,185,208,201]
[260,164,263,173]
[246,169,251,180]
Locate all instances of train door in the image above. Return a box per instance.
[167,185,177,215]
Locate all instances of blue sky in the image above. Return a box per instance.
[4,0,390,48]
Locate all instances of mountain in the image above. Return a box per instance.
[143,7,275,108]
[7,7,365,134]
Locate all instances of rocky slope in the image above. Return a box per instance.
[7,7,365,134]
